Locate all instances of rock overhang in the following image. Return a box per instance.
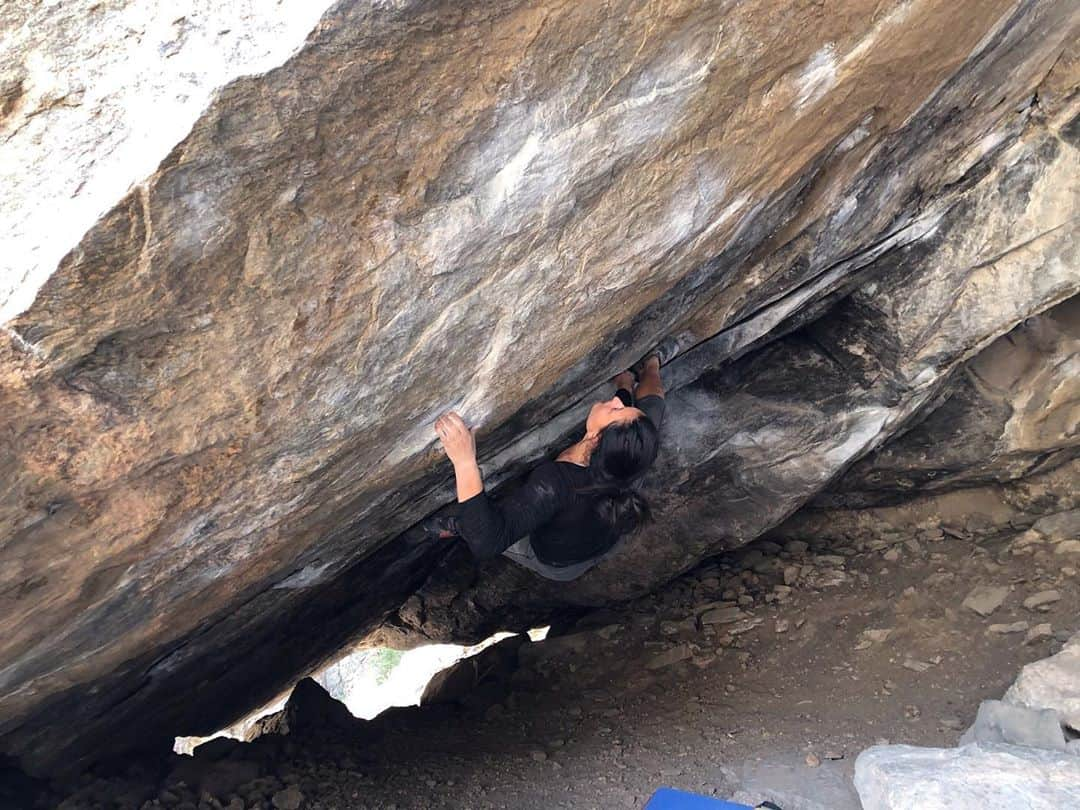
[0,0,1077,778]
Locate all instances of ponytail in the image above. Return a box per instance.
[590,483,652,536]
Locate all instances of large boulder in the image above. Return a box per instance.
[854,743,1080,810]
[0,0,1077,778]
[1005,632,1080,730]
[856,633,1080,809]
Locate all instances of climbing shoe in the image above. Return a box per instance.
[421,514,461,540]
[633,335,683,378]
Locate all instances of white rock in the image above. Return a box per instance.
[854,743,1080,809]
[962,585,1009,617]
[1023,590,1061,611]
[1005,632,1080,728]
[855,628,893,650]
[0,0,334,323]
[959,700,1068,751]
[903,659,932,673]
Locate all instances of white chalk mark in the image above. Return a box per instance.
[795,45,838,110]
[824,407,890,465]
[4,326,42,357]
[794,1,919,112]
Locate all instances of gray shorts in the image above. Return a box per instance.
[501,536,617,581]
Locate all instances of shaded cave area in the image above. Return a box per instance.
[8,291,1079,810]
[14,498,1080,810]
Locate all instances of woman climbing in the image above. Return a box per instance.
[430,352,666,581]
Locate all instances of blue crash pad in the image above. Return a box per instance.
[644,786,754,809]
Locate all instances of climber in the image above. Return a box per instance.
[429,349,668,581]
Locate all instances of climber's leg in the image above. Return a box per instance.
[634,355,664,400]
[612,369,636,406]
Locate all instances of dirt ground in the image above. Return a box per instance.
[39,525,1079,810]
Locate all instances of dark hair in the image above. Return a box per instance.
[580,413,660,539]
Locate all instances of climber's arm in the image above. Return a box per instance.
[435,411,483,501]
[456,464,563,560]
[434,411,563,560]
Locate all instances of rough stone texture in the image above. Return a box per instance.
[0,0,334,323]
[854,743,1080,809]
[773,298,1080,546]
[1005,632,1080,729]
[856,625,1080,808]
[393,112,1079,642]
[807,296,1080,510]
[958,699,1070,751]
[1027,509,1080,543]
[0,0,1078,778]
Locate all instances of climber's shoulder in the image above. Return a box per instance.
[526,459,588,499]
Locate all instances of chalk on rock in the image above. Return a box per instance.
[854,743,1080,809]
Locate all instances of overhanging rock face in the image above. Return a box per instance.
[1,0,1078,776]
[397,115,1079,641]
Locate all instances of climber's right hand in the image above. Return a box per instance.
[434,411,476,469]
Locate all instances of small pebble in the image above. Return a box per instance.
[903,659,931,672]
[1024,623,1053,644]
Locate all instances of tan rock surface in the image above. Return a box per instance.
[0,0,1077,776]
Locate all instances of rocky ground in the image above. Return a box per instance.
[25,516,1080,809]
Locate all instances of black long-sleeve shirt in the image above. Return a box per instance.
[458,394,665,566]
